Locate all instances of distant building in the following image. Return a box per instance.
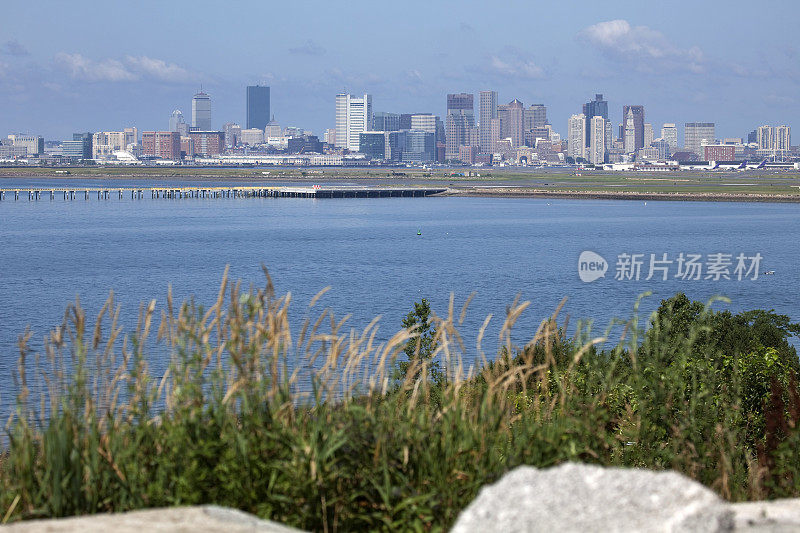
[458,144,476,165]
[644,123,654,148]
[478,90,497,154]
[410,113,437,134]
[246,85,270,130]
[684,123,715,157]
[358,132,387,160]
[445,93,474,161]
[170,110,188,136]
[525,104,547,130]
[287,135,322,154]
[402,130,435,163]
[661,123,678,150]
[142,131,181,160]
[589,116,606,164]
[223,122,241,148]
[568,114,586,161]
[623,109,636,154]
[372,112,400,132]
[757,125,774,150]
[71,132,93,159]
[265,118,282,138]
[505,99,525,148]
[776,125,791,151]
[188,130,225,156]
[335,93,373,151]
[192,91,212,130]
[582,94,608,147]
[399,114,413,130]
[7,134,44,156]
[239,128,264,145]
[703,144,736,161]
[622,105,645,150]
[60,141,84,159]
[92,129,137,158]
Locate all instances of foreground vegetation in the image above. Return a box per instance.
[3,273,800,531]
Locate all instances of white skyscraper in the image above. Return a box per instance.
[335,93,373,152]
[589,115,606,164]
[624,109,636,153]
[776,125,791,152]
[192,91,212,130]
[410,113,437,133]
[661,123,678,150]
[644,123,654,148]
[684,123,715,157]
[568,114,586,161]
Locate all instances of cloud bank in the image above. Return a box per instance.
[54,53,195,83]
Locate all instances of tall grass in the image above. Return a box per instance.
[2,271,800,531]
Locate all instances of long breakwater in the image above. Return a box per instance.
[0,186,447,201]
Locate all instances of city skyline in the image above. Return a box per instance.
[0,0,797,140]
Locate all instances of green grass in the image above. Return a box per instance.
[3,274,800,531]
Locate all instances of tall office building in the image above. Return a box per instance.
[505,99,525,148]
[568,114,586,161]
[644,123,654,148]
[192,91,212,130]
[684,123,715,157]
[589,116,607,164]
[410,113,437,133]
[8,134,44,156]
[622,105,645,149]
[169,110,188,136]
[582,94,608,147]
[223,122,241,147]
[445,93,474,161]
[525,104,548,130]
[478,90,497,154]
[246,85,270,130]
[757,125,775,150]
[623,109,636,153]
[335,93,373,152]
[72,132,93,159]
[661,123,678,150]
[372,112,400,131]
[142,131,181,160]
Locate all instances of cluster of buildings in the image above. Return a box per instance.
[1,86,797,168]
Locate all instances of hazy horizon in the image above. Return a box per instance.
[1,0,797,141]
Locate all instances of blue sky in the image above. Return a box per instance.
[1,0,798,142]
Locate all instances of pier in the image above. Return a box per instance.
[0,186,447,201]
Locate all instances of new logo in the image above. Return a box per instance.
[578,251,608,283]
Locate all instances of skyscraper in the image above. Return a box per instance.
[589,116,607,164]
[684,123,715,157]
[757,125,775,150]
[525,104,548,130]
[644,123,654,148]
[568,114,586,161]
[372,112,400,131]
[478,90,497,154]
[335,93,373,152]
[505,99,524,148]
[169,110,188,136]
[582,94,608,147]
[246,85,270,130]
[776,125,791,152]
[445,93,474,161]
[624,109,636,154]
[661,124,678,150]
[622,105,645,150]
[192,91,212,130]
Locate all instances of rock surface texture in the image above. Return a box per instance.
[2,505,305,533]
[452,463,800,533]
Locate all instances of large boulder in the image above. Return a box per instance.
[2,505,306,533]
[451,463,733,532]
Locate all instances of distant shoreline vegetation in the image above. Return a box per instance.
[3,274,800,530]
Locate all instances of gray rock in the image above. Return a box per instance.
[451,463,734,533]
[1,505,306,533]
[730,499,800,532]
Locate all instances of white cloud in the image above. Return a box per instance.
[54,53,194,83]
[579,19,705,74]
[488,55,545,79]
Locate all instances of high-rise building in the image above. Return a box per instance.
[478,90,497,154]
[489,118,502,153]
[445,93,474,161]
[240,128,265,145]
[170,110,188,136]
[661,124,678,150]
[72,132,93,159]
[776,125,791,152]
[372,112,400,131]
[747,130,758,144]
[402,131,436,162]
[92,131,135,158]
[525,104,548,130]
[410,113,437,133]
[335,93,373,152]
[622,105,645,149]
[142,131,181,160]
[568,114,586,161]
[589,116,606,164]
[684,123,715,157]
[192,91,212,130]
[623,109,636,154]
[644,123,654,148]
[582,94,608,147]
[505,99,524,148]
[187,130,225,156]
[757,125,775,150]
[246,85,270,130]
[223,122,241,147]
[399,114,413,130]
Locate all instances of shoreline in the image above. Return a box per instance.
[445,187,800,203]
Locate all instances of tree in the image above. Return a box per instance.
[393,299,444,389]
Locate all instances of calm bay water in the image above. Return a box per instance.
[1,179,799,416]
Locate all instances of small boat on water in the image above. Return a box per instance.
[763,270,775,275]
[417,229,422,236]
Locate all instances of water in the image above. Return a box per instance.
[2,180,799,417]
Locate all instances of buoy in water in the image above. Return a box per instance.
[417,229,422,236]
